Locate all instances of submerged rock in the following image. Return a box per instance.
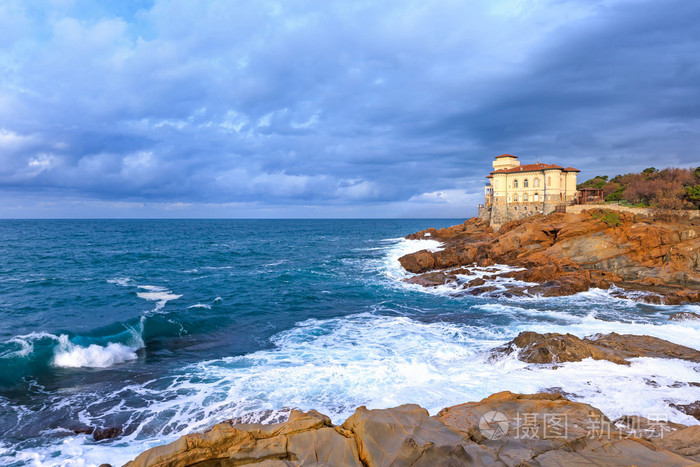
[669,311,700,321]
[402,272,457,287]
[125,392,700,467]
[492,331,700,365]
[671,401,700,422]
[93,427,122,441]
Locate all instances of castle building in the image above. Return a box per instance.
[478,154,580,229]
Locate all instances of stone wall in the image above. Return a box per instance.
[482,202,563,229]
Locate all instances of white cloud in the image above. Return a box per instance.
[0,128,33,149]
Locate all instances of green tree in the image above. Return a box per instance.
[685,185,700,208]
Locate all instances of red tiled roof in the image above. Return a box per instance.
[564,167,581,172]
[491,163,565,174]
[494,154,518,159]
[486,175,493,178]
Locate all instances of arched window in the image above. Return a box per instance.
[534,193,539,202]
[513,194,518,202]
[523,193,528,202]
[523,179,529,188]
[547,176,551,186]
[513,179,518,188]
[534,178,540,187]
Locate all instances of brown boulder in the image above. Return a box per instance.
[494,331,700,365]
[341,404,499,466]
[124,409,362,467]
[397,250,435,274]
[437,391,695,467]
[527,272,593,297]
[591,333,700,362]
[494,331,628,365]
[465,277,486,287]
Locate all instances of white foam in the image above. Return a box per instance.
[0,332,58,359]
[380,237,443,283]
[136,285,182,311]
[374,237,535,297]
[188,304,212,309]
[107,277,133,287]
[52,338,139,369]
[0,330,144,370]
[137,285,167,292]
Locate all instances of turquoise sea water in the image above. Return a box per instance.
[0,219,699,466]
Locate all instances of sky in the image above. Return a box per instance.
[1,0,699,218]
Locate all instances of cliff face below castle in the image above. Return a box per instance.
[399,210,700,304]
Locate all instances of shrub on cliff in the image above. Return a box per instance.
[579,167,699,209]
[590,210,621,227]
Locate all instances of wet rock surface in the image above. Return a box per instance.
[125,392,700,467]
[93,427,123,441]
[670,311,700,321]
[399,212,700,303]
[671,401,700,422]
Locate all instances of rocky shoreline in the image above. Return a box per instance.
[125,392,700,466]
[122,332,700,466]
[398,210,700,304]
[119,213,700,466]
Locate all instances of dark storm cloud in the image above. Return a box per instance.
[0,0,699,217]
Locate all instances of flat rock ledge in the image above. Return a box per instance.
[124,391,700,467]
[492,331,700,366]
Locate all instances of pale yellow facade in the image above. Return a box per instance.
[484,155,578,207]
[479,154,579,228]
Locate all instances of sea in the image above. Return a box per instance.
[0,219,699,466]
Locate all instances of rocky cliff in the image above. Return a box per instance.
[399,210,700,303]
